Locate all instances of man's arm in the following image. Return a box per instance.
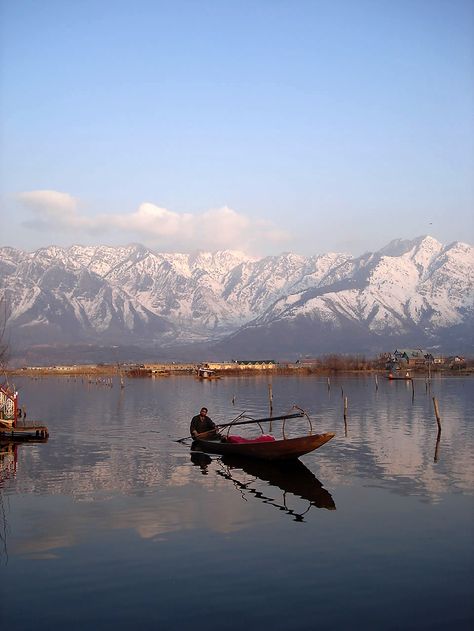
[190,416,199,438]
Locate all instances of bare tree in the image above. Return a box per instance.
[0,297,10,369]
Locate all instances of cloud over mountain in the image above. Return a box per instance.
[17,190,290,253]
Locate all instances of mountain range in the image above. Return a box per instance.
[0,236,472,363]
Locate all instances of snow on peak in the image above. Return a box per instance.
[1,237,472,353]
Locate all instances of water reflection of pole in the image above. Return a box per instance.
[434,432,441,463]
[0,488,7,563]
[343,396,348,437]
[0,442,15,565]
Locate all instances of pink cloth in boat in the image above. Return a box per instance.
[226,434,276,444]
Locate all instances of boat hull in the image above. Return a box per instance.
[193,432,335,461]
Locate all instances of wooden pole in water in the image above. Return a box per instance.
[375,374,379,391]
[327,376,331,391]
[268,383,273,416]
[433,396,441,462]
[432,397,442,433]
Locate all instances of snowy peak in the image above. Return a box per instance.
[378,235,440,257]
[257,240,471,340]
[0,236,472,355]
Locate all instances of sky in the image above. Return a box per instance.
[1,0,473,257]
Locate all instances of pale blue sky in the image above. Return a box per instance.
[1,0,473,256]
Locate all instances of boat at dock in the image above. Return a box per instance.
[0,383,49,441]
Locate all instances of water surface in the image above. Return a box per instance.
[1,374,473,630]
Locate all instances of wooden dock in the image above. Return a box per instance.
[0,422,49,440]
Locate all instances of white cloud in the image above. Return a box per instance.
[18,190,93,230]
[17,190,291,253]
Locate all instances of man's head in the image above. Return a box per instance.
[200,407,208,416]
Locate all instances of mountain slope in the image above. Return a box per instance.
[214,237,474,356]
[0,236,472,357]
[1,250,175,348]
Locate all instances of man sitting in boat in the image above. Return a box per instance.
[190,407,218,439]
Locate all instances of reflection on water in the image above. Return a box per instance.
[2,374,474,502]
[1,438,51,563]
[191,450,335,521]
[190,450,212,473]
[218,456,335,520]
[0,374,473,630]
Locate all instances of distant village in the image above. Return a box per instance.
[12,348,471,376]
[383,349,467,371]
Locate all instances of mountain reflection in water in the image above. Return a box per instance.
[190,450,335,521]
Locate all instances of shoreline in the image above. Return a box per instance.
[4,364,472,378]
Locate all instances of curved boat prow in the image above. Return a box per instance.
[194,430,336,461]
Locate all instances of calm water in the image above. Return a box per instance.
[1,374,473,630]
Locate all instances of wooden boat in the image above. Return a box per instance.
[192,432,335,461]
[196,366,220,379]
[386,373,412,381]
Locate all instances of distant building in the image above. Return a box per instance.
[234,360,276,366]
[393,349,433,367]
[446,356,466,368]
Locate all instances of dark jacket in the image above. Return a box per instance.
[190,414,216,437]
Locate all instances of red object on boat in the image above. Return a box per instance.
[227,434,276,444]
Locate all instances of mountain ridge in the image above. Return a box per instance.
[0,236,472,360]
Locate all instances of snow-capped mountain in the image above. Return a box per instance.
[0,236,472,358]
[218,236,473,356]
[0,245,175,348]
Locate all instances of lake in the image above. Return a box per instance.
[1,373,473,630]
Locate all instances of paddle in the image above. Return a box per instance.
[175,411,304,443]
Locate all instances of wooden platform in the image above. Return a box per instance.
[0,423,49,440]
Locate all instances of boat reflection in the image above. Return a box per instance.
[1,436,49,488]
[190,450,213,474]
[0,437,49,563]
[190,450,335,521]
[1,439,19,484]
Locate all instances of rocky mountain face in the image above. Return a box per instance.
[0,236,472,360]
[217,237,473,357]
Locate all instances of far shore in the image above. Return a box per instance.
[4,362,472,378]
